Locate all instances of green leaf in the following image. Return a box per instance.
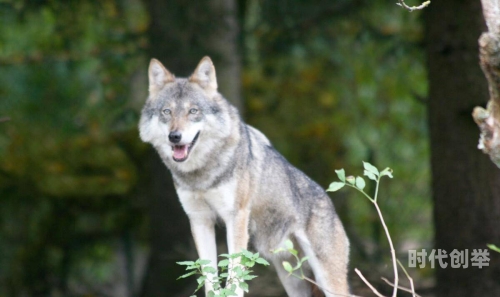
[222,286,237,296]
[363,161,379,176]
[380,167,394,178]
[335,169,345,182]
[255,257,270,266]
[245,260,255,268]
[243,274,258,280]
[487,244,500,253]
[233,265,244,277]
[195,281,205,293]
[242,249,253,259]
[363,170,377,181]
[285,239,294,250]
[282,261,293,272]
[177,261,195,266]
[198,259,211,265]
[176,270,198,280]
[299,256,310,265]
[346,176,355,185]
[327,181,345,192]
[214,281,223,290]
[355,176,366,190]
[229,252,242,259]
[218,259,230,267]
[196,275,207,284]
[202,266,217,274]
[239,282,249,292]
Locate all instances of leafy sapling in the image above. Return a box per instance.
[328,162,409,297]
[327,161,393,203]
[177,250,270,297]
[275,162,417,297]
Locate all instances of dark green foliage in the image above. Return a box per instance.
[243,0,430,264]
[0,1,149,295]
[0,0,431,295]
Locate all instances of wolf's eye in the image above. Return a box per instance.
[162,109,171,115]
[189,108,198,114]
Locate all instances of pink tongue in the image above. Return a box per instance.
[173,145,188,159]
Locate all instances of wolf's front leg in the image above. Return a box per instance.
[224,209,251,297]
[189,217,218,296]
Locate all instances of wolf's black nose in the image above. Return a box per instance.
[169,131,182,143]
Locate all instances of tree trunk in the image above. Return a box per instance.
[425,1,500,296]
[140,1,241,296]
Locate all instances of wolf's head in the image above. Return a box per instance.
[139,57,234,170]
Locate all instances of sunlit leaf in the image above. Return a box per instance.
[327,182,345,192]
[363,161,379,176]
[335,169,346,182]
[380,167,394,178]
[355,176,366,190]
[282,261,293,273]
[177,270,197,280]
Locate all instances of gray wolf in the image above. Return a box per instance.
[138,57,350,297]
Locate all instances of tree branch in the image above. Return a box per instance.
[396,0,431,12]
[473,0,500,167]
[355,268,386,297]
[0,117,10,123]
[381,277,421,297]
[397,259,417,297]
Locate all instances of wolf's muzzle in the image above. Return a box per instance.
[169,131,182,143]
[171,131,200,162]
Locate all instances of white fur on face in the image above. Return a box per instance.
[139,115,166,145]
[177,121,203,145]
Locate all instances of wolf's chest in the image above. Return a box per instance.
[176,179,239,222]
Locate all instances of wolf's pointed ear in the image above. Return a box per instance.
[148,58,175,95]
[189,56,218,91]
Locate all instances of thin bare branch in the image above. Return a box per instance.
[354,268,386,297]
[381,277,421,297]
[372,201,398,297]
[0,117,10,123]
[396,0,431,12]
[397,259,417,297]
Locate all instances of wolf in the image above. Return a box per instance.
[138,57,350,297]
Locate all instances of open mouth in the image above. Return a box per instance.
[171,131,200,162]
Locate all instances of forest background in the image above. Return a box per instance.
[0,0,498,296]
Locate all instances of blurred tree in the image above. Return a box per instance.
[425,1,500,296]
[0,0,149,296]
